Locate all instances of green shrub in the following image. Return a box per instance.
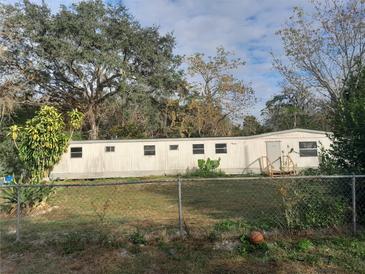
[0,139,23,177]
[298,168,320,176]
[198,158,220,172]
[299,194,346,228]
[278,182,348,229]
[2,106,83,213]
[10,106,83,182]
[318,147,343,175]
[0,177,54,214]
[186,158,225,177]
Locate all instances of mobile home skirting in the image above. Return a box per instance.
[50,129,332,180]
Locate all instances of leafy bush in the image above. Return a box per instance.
[1,106,83,213]
[0,139,23,177]
[0,177,54,214]
[10,106,83,182]
[278,181,348,229]
[198,158,220,172]
[186,158,225,177]
[318,147,343,175]
[328,64,365,174]
[298,168,320,176]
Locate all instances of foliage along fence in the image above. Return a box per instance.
[0,175,364,243]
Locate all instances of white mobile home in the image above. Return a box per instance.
[50,128,332,180]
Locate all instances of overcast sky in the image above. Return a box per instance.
[1,0,312,117]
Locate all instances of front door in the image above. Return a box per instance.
[266,141,281,170]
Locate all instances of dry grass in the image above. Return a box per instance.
[1,231,364,274]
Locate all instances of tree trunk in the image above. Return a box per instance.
[87,106,99,140]
[293,111,297,128]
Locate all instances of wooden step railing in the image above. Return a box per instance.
[260,155,297,177]
[259,156,276,177]
[280,155,297,175]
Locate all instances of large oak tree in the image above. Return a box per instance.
[0,0,182,139]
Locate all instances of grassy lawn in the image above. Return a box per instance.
[1,179,364,273]
[1,180,285,238]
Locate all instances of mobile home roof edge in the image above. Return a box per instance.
[69,128,331,144]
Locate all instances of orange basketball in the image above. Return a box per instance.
[249,231,264,245]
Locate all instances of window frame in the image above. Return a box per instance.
[105,146,115,153]
[299,141,318,157]
[144,145,156,156]
[192,144,205,154]
[70,147,82,158]
[215,143,227,154]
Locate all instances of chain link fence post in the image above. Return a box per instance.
[16,185,21,242]
[351,175,357,235]
[177,177,184,238]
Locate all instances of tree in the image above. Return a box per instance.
[0,82,18,129]
[274,0,365,103]
[262,85,329,131]
[329,63,365,173]
[241,115,265,136]
[10,106,83,182]
[1,0,182,139]
[0,28,27,129]
[97,85,188,139]
[179,99,234,137]
[99,92,162,139]
[185,47,253,136]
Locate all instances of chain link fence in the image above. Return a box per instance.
[0,175,364,244]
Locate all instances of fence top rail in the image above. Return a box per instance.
[182,175,365,181]
[0,174,364,188]
[0,178,178,188]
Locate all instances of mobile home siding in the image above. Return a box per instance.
[50,129,332,179]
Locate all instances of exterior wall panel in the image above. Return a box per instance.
[50,129,332,179]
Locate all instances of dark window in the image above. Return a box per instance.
[299,142,317,157]
[70,147,82,158]
[170,145,179,150]
[105,146,115,152]
[193,144,204,154]
[215,143,227,154]
[144,145,155,156]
